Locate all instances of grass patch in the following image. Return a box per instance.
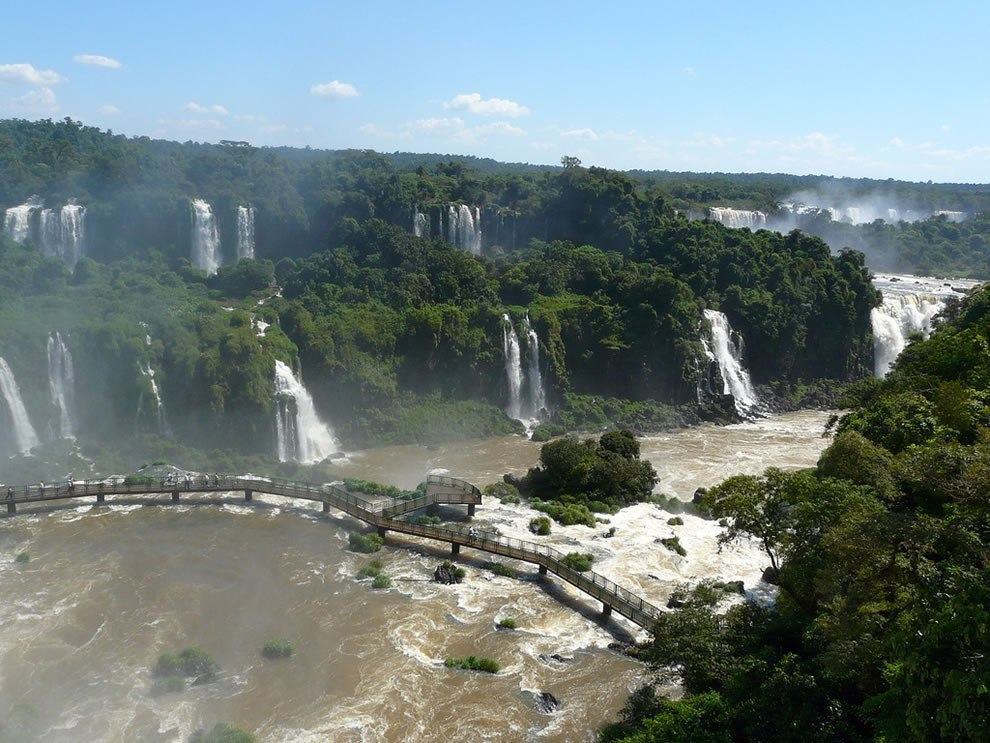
[150,675,186,695]
[528,516,552,535]
[484,482,521,504]
[561,552,595,572]
[15,551,29,563]
[153,646,219,682]
[189,722,256,742]
[261,639,293,659]
[357,559,384,578]
[411,514,441,526]
[482,561,517,578]
[531,498,599,527]
[667,516,684,526]
[497,618,518,630]
[348,531,384,553]
[661,536,687,557]
[371,574,392,589]
[445,655,500,673]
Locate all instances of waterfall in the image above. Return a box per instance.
[709,207,767,229]
[138,363,171,437]
[701,309,759,415]
[502,314,524,421]
[39,204,85,267]
[413,210,430,238]
[523,315,547,417]
[446,204,482,254]
[274,360,338,463]
[236,205,255,260]
[191,199,221,274]
[47,332,77,439]
[0,357,40,454]
[3,197,43,243]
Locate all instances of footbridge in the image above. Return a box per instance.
[3,473,662,629]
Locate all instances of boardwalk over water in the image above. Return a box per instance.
[3,473,662,629]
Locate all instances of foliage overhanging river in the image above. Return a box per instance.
[0,410,831,742]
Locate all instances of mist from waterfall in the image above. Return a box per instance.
[274,360,339,463]
[236,205,256,260]
[47,332,77,439]
[0,357,40,454]
[191,199,221,274]
[701,309,760,415]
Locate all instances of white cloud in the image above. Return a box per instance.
[359,123,392,136]
[99,104,120,115]
[73,54,122,69]
[886,136,906,149]
[443,92,529,117]
[13,87,58,113]
[561,127,599,140]
[474,121,526,137]
[310,80,358,99]
[186,101,228,115]
[235,113,263,122]
[404,116,464,133]
[0,63,64,86]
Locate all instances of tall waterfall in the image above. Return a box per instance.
[0,357,40,454]
[871,274,979,376]
[138,363,171,437]
[3,197,43,243]
[47,332,77,439]
[447,204,482,254]
[191,199,221,274]
[523,315,547,417]
[40,204,85,267]
[274,360,338,463]
[701,309,760,415]
[413,210,430,238]
[709,207,767,229]
[236,205,256,260]
[502,314,524,421]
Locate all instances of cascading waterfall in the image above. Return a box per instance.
[0,357,40,454]
[502,314,524,421]
[236,205,256,260]
[47,332,77,439]
[523,315,546,417]
[40,204,85,268]
[138,363,171,437]
[701,309,760,415]
[446,204,482,254]
[274,360,338,463]
[191,199,221,274]
[413,210,430,238]
[709,207,767,229]
[3,197,43,243]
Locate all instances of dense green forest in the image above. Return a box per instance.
[599,283,990,742]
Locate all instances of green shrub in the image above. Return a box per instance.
[529,516,552,535]
[561,552,594,572]
[484,482,521,504]
[483,561,517,578]
[124,475,156,485]
[497,618,518,630]
[153,647,219,681]
[661,536,687,557]
[357,559,384,578]
[371,574,392,589]
[150,675,186,695]
[348,531,384,553]
[261,639,293,659]
[15,551,29,563]
[189,722,255,743]
[444,655,500,673]
[531,499,597,528]
[412,514,441,526]
[667,516,684,526]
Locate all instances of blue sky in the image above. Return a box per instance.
[1,1,988,182]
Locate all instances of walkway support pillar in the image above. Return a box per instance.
[451,543,460,556]
[322,501,330,513]
[539,564,548,575]
[6,502,14,514]
[244,489,253,502]
[96,493,105,503]
[171,490,180,502]
[377,526,387,539]
[602,604,612,617]
[467,504,476,517]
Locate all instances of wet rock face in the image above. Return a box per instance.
[433,563,462,584]
[533,691,561,714]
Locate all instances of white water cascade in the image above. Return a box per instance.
[709,207,767,229]
[274,360,339,463]
[446,204,482,254]
[0,357,40,454]
[523,315,547,417]
[40,204,85,267]
[502,314,524,421]
[701,309,760,416]
[47,332,77,439]
[138,363,171,437]
[870,274,980,377]
[236,205,255,261]
[413,210,430,238]
[3,196,43,243]
[191,199,222,274]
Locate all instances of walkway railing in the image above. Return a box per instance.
[3,472,660,628]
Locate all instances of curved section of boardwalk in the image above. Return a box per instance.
[3,473,662,629]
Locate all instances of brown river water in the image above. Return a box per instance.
[0,410,832,742]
